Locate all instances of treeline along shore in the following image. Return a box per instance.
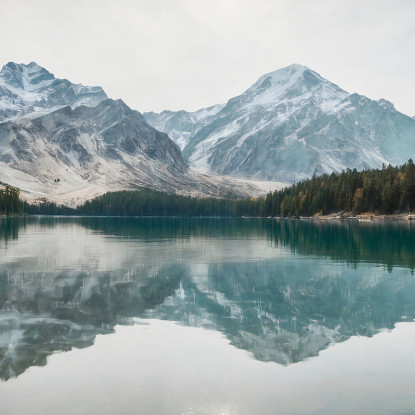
[0,183,22,215]
[4,160,415,217]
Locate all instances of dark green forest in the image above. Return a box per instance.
[0,184,22,215]
[6,160,415,217]
[77,189,258,216]
[76,159,415,217]
[263,159,415,217]
[23,200,76,215]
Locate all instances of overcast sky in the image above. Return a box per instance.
[1,0,414,115]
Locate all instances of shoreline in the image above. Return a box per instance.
[304,211,415,222]
[1,212,415,221]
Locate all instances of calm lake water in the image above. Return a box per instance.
[1,216,415,414]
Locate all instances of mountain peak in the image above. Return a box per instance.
[270,62,310,75]
[232,63,348,113]
[0,61,109,121]
[2,61,48,72]
[0,61,55,90]
[253,63,327,93]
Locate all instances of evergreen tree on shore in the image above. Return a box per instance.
[0,184,22,215]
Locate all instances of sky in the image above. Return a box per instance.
[1,0,414,116]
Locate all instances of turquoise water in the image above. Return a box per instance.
[0,217,415,414]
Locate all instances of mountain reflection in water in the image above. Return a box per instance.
[0,216,414,380]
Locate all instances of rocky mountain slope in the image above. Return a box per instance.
[0,62,279,205]
[145,64,415,182]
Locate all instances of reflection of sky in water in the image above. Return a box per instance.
[0,216,415,413]
[1,320,415,415]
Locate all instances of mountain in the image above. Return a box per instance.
[144,103,225,150]
[0,62,107,121]
[0,62,277,205]
[144,64,415,182]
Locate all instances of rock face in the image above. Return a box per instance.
[0,62,276,205]
[0,62,107,121]
[0,98,191,204]
[145,64,415,182]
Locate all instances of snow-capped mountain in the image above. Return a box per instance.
[145,64,415,182]
[0,62,276,204]
[0,62,107,121]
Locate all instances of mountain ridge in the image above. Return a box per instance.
[144,64,415,182]
[0,62,280,205]
[0,62,108,121]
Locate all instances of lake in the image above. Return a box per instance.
[0,216,415,414]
